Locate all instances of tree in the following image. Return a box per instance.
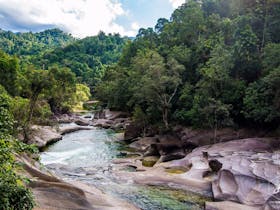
[155,18,169,34]
[73,84,91,110]
[243,67,280,125]
[172,82,194,125]
[0,86,34,210]
[132,105,149,136]
[202,98,233,142]
[184,44,235,132]
[232,18,260,82]
[132,50,184,128]
[95,0,279,130]
[95,65,133,111]
[23,69,53,138]
[171,0,205,46]
[262,43,280,74]
[0,86,14,135]
[47,66,76,113]
[199,43,233,98]
[0,51,19,96]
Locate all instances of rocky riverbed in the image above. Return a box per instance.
[19,110,280,209]
[92,109,280,209]
[109,138,279,209]
[39,127,209,210]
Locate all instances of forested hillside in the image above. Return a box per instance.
[0,28,75,56]
[0,29,129,89]
[31,32,129,87]
[96,0,280,130]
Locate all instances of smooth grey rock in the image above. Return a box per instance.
[28,125,62,148]
[171,138,280,207]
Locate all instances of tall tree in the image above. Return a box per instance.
[47,66,76,113]
[0,51,19,96]
[23,69,53,138]
[132,50,184,128]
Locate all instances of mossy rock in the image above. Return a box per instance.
[142,156,159,167]
[165,166,189,174]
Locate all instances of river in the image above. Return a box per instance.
[40,126,206,210]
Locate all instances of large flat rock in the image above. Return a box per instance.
[27,124,93,148]
[28,125,62,149]
[171,138,280,208]
[59,124,92,135]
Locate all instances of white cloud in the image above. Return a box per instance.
[169,0,185,8]
[131,22,139,31]
[0,0,133,37]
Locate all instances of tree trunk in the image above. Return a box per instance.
[213,109,217,144]
[162,107,169,129]
[23,91,40,141]
[261,0,268,51]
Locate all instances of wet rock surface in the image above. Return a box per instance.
[130,137,159,152]
[171,138,280,209]
[142,156,159,167]
[59,124,92,135]
[92,109,131,130]
[27,125,62,149]
[173,126,268,146]
[27,124,93,148]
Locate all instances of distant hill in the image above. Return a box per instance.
[0,29,129,89]
[31,31,129,87]
[0,28,75,56]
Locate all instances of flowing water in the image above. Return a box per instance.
[40,127,207,210]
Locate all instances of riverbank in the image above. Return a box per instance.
[23,113,95,149]
[21,111,280,209]
[92,109,280,209]
[19,154,139,210]
[18,114,139,210]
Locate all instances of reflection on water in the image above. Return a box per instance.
[40,127,206,210]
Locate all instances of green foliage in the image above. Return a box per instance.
[47,66,76,113]
[0,28,74,56]
[0,29,128,92]
[95,65,133,110]
[243,67,280,124]
[31,32,128,89]
[172,83,194,124]
[0,136,35,210]
[132,105,149,136]
[0,86,14,135]
[171,1,205,46]
[132,51,184,128]
[32,100,52,125]
[0,88,35,210]
[232,18,260,81]
[0,0,279,131]
[262,43,280,74]
[0,183,34,210]
[0,50,19,96]
[97,0,280,129]
[73,84,91,110]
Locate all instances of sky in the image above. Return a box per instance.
[0,0,185,38]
